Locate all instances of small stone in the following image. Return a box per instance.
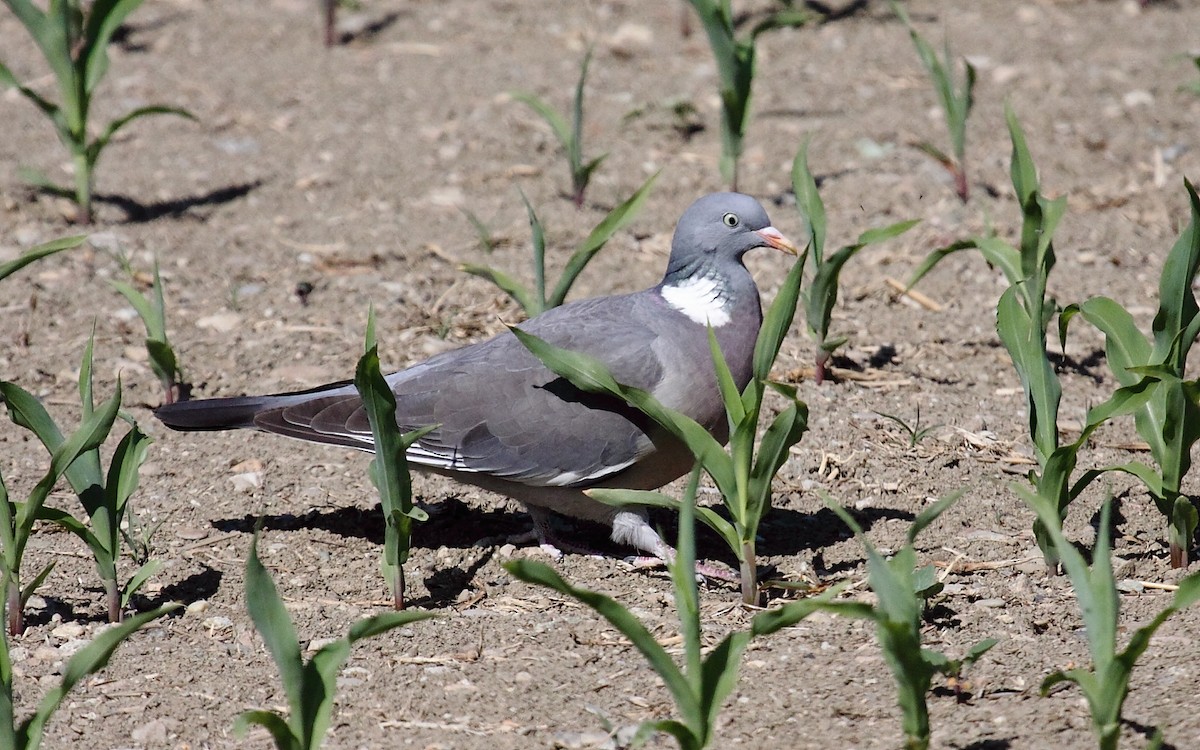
[307,637,338,653]
[33,646,60,662]
[132,718,169,744]
[196,312,242,332]
[185,600,209,615]
[230,472,263,492]
[202,616,233,633]
[51,622,85,640]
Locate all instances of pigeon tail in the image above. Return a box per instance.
[155,379,354,432]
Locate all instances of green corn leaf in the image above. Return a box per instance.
[569,46,594,181]
[1150,179,1200,366]
[234,709,298,749]
[303,610,433,744]
[16,166,74,199]
[749,8,815,38]
[548,171,659,308]
[506,559,698,723]
[509,325,736,492]
[518,189,547,313]
[585,488,739,545]
[243,534,305,714]
[996,284,1061,461]
[1059,298,1151,384]
[458,262,538,315]
[856,219,921,247]
[110,280,162,340]
[510,91,572,153]
[355,318,437,609]
[752,251,806,383]
[33,505,104,562]
[672,467,703,702]
[791,139,825,260]
[747,398,808,513]
[19,562,55,610]
[120,559,163,610]
[0,234,85,283]
[906,490,965,546]
[105,423,152,516]
[906,237,1023,291]
[82,0,150,94]
[88,105,196,165]
[1006,104,1039,210]
[708,326,746,426]
[806,242,866,344]
[20,603,178,747]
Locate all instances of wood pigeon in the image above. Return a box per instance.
[156,192,797,568]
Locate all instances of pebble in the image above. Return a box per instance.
[132,718,171,744]
[186,600,209,615]
[51,621,85,640]
[975,598,1007,608]
[229,471,263,492]
[196,312,242,332]
[202,616,233,633]
[308,637,338,653]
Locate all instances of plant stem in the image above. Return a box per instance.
[740,541,757,605]
[106,578,121,623]
[73,151,92,225]
[394,568,405,611]
[6,579,21,636]
[954,164,969,203]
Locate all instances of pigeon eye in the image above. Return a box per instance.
[722,212,739,227]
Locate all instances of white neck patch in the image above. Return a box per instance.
[661,275,731,327]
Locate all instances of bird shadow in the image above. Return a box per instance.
[140,564,224,611]
[953,740,1014,750]
[211,498,915,578]
[18,565,219,627]
[412,547,497,610]
[95,180,263,223]
[337,11,406,45]
[212,497,533,551]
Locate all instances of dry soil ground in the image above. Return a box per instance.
[3,0,1200,748]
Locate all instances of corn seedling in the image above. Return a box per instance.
[1181,55,1200,96]
[511,46,606,208]
[1025,494,1200,750]
[684,0,815,190]
[0,366,120,635]
[0,235,86,283]
[513,245,807,604]
[355,309,436,610]
[891,1,976,202]
[874,406,942,448]
[907,107,1078,568]
[0,582,176,749]
[792,139,920,384]
[819,492,997,750]
[460,207,499,254]
[460,173,657,316]
[110,257,187,405]
[0,0,196,223]
[1059,180,1200,568]
[1,335,160,629]
[507,466,838,750]
[236,532,434,750]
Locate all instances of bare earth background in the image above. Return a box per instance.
[3,1,1200,748]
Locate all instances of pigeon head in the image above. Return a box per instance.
[663,192,796,282]
[658,193,796,326]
